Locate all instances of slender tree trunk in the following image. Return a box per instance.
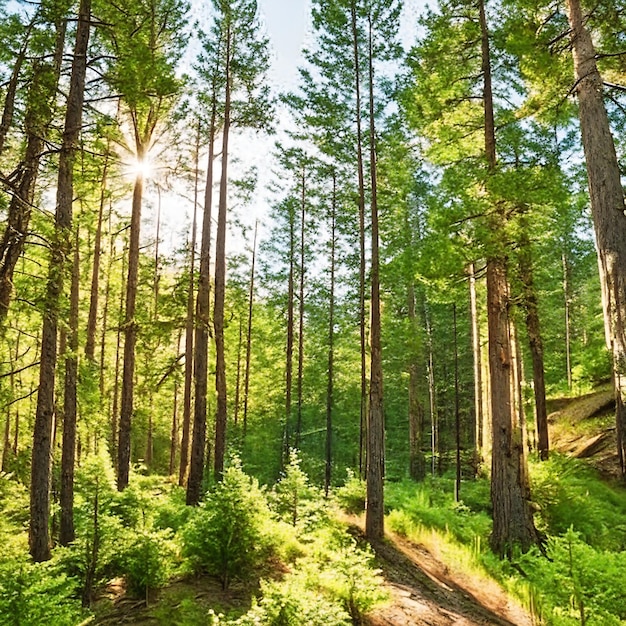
[562,252,573,390]
[179,123,200,487]
[426,311,437,477]
[213,23,232,480]
[99,211,115,400]
[170,331,182,476]
[2,332,20,471]
[295,166,306,449]
[284,207,296,457]
[468,263,484,452]
[365,11,384,541]
[187,105,217,505]
[111,243,127,465]
[325,172,337,497]
[30,0,90,561]
[117,169,144,491]
[60,224,80,546]
[518,229,549,460]
[85,151,109,361]
[565,0,626,474]
[243,221,258,437]
[234,317,243,427]
[454,304,461,502]
[351,1,368,479]
[408,283,425,481]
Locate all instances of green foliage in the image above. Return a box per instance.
[0,555,85,626]
[516,529,626,625]
[182,459,273,589]
[119,528,177,599]
[333,469,366,515]
[531,455,626,551]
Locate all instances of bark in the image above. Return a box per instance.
[60,225,80,546]
[408,283,426,481]
[1,332,20,472]
[478,0,538,555]
[179,123,200,487]
[169,332,182,476]
[111,243,127,464]
[468,263,484,451]
[99,211,115,400]
[454,304,461,502]
[426,311,437,476]
[284,204,296,457]
[351,0,368,479]
[365,11,384,541]
[295,166,306,448]
[518,229,549,460]
[213,21,232,480]
[117,170,143,491]
[325,172,336,497]
[565,0,626,475]
[562,252,573,390]
[187,90,218,505]
[243,220,258,437]
[30,0,90,561]
[233,317,243,427]
[0,21,66,326]
[85,151,109,361]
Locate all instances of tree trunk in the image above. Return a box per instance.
[170,331,182,476]
[365,11,384,541]
[565,0,626,475]
[518,229,549,460]
[243,221,258,437]
[454,304,461,502]
[213,22,232,480]
[408,283,425,481]
[30,0,90,561]
[111,242,127,465]
[234,317,243,427]
[295,166,306,449]
[284,204,296,458]
[468,263,484,452]
[85,151,109,361]
[187,100,217,505]
[479,0,538,555]
[179,123,200,487]
[325,172,337,497]
[117,170,144,491]
[60,224,80,546]
[351,0,368,479]
[562,252,573,390]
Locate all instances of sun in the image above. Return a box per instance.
[129,157,153,180]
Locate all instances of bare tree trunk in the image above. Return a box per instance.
[518,229,549,460]
[243,221,258,437]
[408,283,425,481]
[111,242,126,465]
[187,83,219,505]
[117,170,144,491]
[468,263,484,452]
[60,224,80,546]
[170,331,182,476]
[479,0,537,555]
[365,11,384,541]
[325,172,337,497]
[179,123,200,487]
[454,305,461,502]
[284,205,296,458]
[30,0,90,560]
[351,1,368,478]
[562,252,572,390]
[85,150,109,361]
[233,317,243,427]
[295,166,306,449]
[213,22,232,480]
[565,0,626,475]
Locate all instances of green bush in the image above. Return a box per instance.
[333,469,366,515]
[182,458,273,589]
[119,528,176,600]
[0,556,85,625]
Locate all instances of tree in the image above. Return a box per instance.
[30,0,91,561]
[97,0,188,490]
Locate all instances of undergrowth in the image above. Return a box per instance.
[384,454,626,626]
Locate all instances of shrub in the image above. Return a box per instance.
[333,469,366,514]
[182,458,273,589]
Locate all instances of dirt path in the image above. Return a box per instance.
[360,528,534,626]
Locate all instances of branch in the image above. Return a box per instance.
[0,360,40,380]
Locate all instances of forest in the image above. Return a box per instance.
[0,0,625,623]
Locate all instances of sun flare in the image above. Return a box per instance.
[129,157,153,180]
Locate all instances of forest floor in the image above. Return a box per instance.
[93,519,534,626]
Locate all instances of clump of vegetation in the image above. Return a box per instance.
[334,469,366,515]
[182,458,274,589]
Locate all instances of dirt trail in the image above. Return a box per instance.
[361,529,534,626]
